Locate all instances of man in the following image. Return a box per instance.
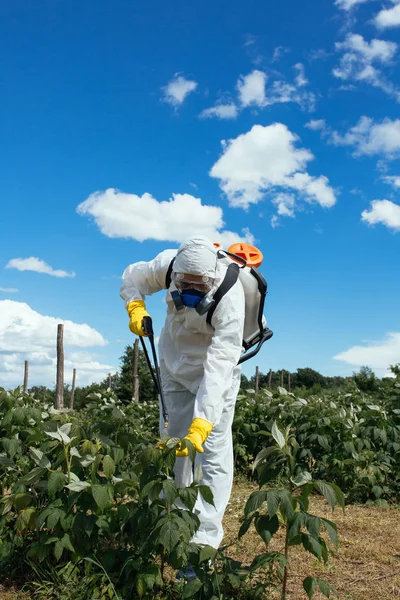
[120,236,245,552]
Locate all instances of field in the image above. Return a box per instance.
[1,481,399,600]
[0,372,399,600]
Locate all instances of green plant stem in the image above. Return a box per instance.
[64,445,71,483]
[281,527,289,600]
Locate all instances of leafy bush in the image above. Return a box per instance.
[233,386,400,502]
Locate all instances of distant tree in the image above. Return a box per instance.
[240,373,249,390]
[28,385,56,403]
[295,368,325,389]
[114,344,158,404]
[352,366,377,393]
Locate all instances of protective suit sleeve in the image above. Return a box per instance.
[120,249,177,307]
[193,282,245,427]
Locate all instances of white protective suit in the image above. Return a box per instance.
[120,237,245,548]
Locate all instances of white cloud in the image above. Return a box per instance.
[334,332,400,376]
[209,123,337,214]
[0,287,18,293]
[268,81,316,111]
[236,69,315,112]
[162,74,197,107]
[293,63,308,87]
[77,188,254,247]
[272,46,290,62]
[335,0,372,9]
[272,193,296,217]
[6,257,75,278]
[383,174,400,188]
[330,116,400,157]
[271,215,280,228]
[237,70,267,107]
[361,199,400,230]
[333,33,400,101]
[305,119,327,131]
[375,1,400,29]
[0,300,111,388]
[199,103,238,120]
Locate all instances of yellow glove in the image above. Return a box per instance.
[127,300,151,336]
[176,418,213,457]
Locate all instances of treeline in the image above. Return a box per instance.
[25,344,396,408]
[242,365,392,395]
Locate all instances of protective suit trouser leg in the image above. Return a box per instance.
[192,368,241,548]
[160,368,241,549]
[160,388,195,489]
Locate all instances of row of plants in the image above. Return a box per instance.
[0,386,344,599]
[233,371,400,502]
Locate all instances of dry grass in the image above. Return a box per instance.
[223,480,400,600]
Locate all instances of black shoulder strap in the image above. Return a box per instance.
[206,263,240,326]
[165,258,175,289]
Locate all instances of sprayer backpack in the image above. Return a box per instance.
[165,249,273,364]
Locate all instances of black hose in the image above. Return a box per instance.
[142,317,169,428]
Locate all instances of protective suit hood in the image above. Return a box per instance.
[173,237,218,279]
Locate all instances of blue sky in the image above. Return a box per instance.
[1,0,400,388]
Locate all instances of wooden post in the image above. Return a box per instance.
[255,366,259,394]
[132,339,139,402]
[280,370,284,387]
[268,369,272,388]
[23,360,29,392]
[108,373,112,390]
[288,372,291,393]
[70,368,76,410]
[56,324,64,410]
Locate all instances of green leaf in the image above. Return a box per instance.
[303,576,317,599]
[66,480,91,492]
[158,520,180,552]
[305,515,321,539]
[314,481,336,510]
[198,485,214,507]
[255,514,279,546]
[16,507,36,532]
[244,490,268,517]
[0,453,14,468]
[321,518,338,547]
[182,578,203,599]
[61,533,75,553]
[330,482,345,510]
[267,490,281,517]
[29,447,51,469]
[238,514,255,538]
[278,490,295,520]
[291,470,312,487]
[48,509,63,529]
[271,421,285,449]
[19,467,47,486]
[103,455,116,479]
[13,493,32,510]
[162,479,178,506]
[179,487,198,511]
[252,447,280,471]
[287,511,305,542]
[317,578,337,598]
[48,471,66,498]
[302,533,322,560]
[92,484,112,511]
[54,540,63,561]
[2,438,20,458]
[199,545,217,563]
